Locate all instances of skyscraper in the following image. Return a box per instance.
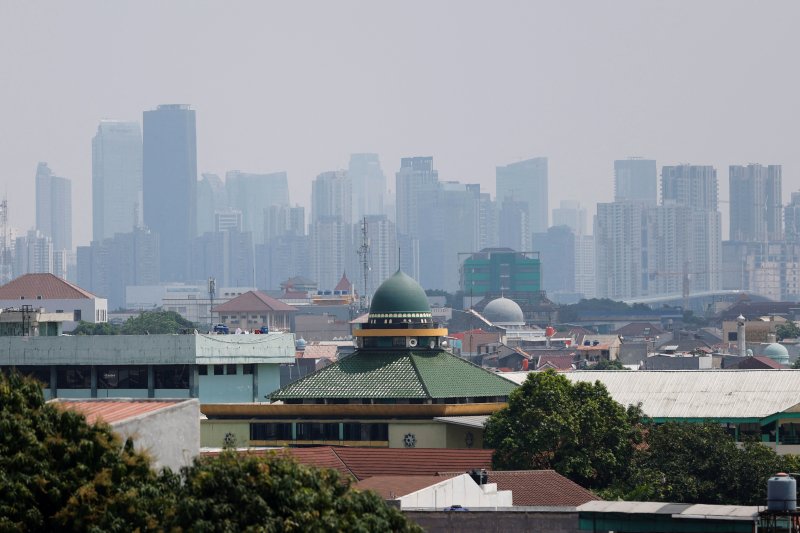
[196,173,228,236]
[594,201,644,300]
[35,162,72,252]
[92,121,142,241]
[143,104,197,282]
[552,200,588,235]
[311,170,351,224]
[729,164,782,243]
[226,170,290,243]
[349,153,386,220]
[395,157,439,238]
[496,157,548,238]
[614,158,657,206]
[659,164,722,292]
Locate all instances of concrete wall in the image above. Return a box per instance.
[445,424,484,450]
[199,373,254,403]
[201,419,250,448]
[389,421,447,448]
[404,509,580,533]
[0,332,295,366]
[113,398,200,471]
[399,474,512,509]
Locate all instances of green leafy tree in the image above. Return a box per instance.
[624,422,785,505]
[69,321,120,335]
[777,322,800,341]
[484,370,644,490]
[592,359,628,370]
[171,451,419,532]
[0,371,166,531]
[120,310,196,335]
[0,372,420,532]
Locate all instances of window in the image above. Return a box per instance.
[57,366,92,389]
[97,366,148,389]
[226,364,237,375]
[154,365,190,389]
[250,423,292,441]
[214,365,224,376]
[342,423,388,441]
[73,309,81,322]
[242,364,254,375]
[296,423,339,441]
[10,366,50,385]
[198,365,208,376]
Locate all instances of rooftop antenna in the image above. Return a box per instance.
[356,217,370,311]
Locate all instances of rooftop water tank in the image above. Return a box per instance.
[767,473,797,511]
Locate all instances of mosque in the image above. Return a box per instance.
[201,270,516,449]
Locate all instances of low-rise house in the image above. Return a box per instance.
[213,290,298,332]
[0,273,108,331]
[52,398,200,471]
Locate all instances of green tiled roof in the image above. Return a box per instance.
[270,349,516,401]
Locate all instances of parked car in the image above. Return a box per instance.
[213,324,229,334]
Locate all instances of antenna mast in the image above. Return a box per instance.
[0,199,10,284]
[357,217,370,311]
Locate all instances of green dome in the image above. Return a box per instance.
[369,271,431,317]
[763,342,790,364]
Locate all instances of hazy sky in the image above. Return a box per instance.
[1,1,798,246]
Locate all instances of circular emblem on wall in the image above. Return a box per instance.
[223,432,237,448]
[465,432,474,448]
[403,433,417,448]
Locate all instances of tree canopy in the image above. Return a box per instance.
[484,370,643,489]
[0,371,419,532]
[777,321,800,341]
[69,310,197,336]
[485,370,794,505]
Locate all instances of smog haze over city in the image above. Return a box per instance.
[2,1,799,246]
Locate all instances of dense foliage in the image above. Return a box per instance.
[591,359,628,370]
[558,298,654,323]
[69,310,197,336]
[777,321,800,341]
[0,372,419,532]
[486,370,795,505]
[484,370,644,489]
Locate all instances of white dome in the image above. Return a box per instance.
[483,297,525,325]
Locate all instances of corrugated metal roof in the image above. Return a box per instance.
[433,415,489,429]
[579,501,759,521]
[502,370,800,419]
[52,399,186,425]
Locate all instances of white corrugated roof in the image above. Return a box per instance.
[578,501,759,521]
[433,415,490,428]
[501,370,800,419]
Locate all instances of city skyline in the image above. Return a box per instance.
[1,2,798,246]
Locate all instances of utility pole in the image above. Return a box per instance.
[208,277,216,328]
[357,217,370,312]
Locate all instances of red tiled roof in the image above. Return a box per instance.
[201,447,354,479]
[299,344,338,360]
[0,273,97,300]
[450,329,490,340]
[334,273,352,292]
[203,447,494,482]
[52,399,183,425]
[536,355,576,371]
[355,475,443,499]
[438,470,599,507]
[332,447,493,481]
[213,291,298,313]
[736,356,786,370]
